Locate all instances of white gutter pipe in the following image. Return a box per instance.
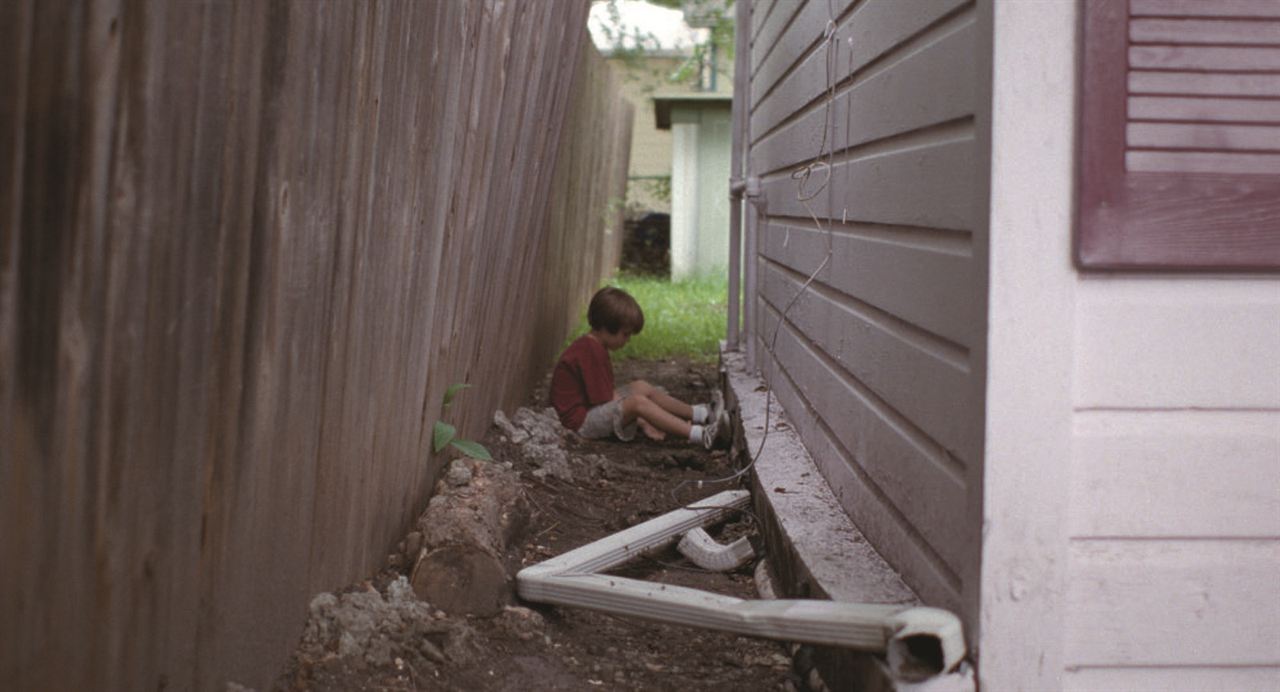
[677,526,754,571]
[743,176,760,369]
[516,490,966,680]
[727,0,750,350]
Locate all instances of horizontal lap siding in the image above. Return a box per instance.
[747,0,984,626]
[0,1,629,689]
[1064,279,1280,682]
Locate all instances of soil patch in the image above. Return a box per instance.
[274,358,797,691]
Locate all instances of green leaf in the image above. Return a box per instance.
[450,439,492,461]
[442,383,470,409]
[433,421,456,453]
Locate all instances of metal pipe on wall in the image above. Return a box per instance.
[744,180,758,370]
[738,0,758,369]
[726,0,751,351]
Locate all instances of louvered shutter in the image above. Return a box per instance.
[1077,0,1280,270]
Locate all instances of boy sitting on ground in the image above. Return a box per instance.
[550,286,726,449]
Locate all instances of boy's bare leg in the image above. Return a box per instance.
[637,418,666,441]
[626,379,694,420]
[621,394,692,439]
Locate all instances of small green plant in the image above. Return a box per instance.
[432,384,493,461]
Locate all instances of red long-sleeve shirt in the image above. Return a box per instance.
[549,335,614,430]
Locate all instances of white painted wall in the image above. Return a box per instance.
[693,108,731,278]
[670,121,699,277]
[981,1,1075,685]
[670,106,732,280]
[985,3,1280,690]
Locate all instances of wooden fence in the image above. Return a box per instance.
[0,1,631,689]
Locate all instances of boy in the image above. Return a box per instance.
[550,286,726,449]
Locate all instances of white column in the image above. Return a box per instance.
[670,121,699,280]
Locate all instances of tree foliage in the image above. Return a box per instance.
[593,0,735,90]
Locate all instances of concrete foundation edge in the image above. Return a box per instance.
[721,347,918,691]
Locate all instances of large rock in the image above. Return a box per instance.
[296,577,455,672]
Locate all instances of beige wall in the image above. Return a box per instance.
[608,50,732,216]
[985,2,1280,689]
[611,54,681,214]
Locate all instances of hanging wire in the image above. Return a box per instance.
[678,0,846,507]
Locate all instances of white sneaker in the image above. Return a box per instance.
[711,389,729,429]
[702,420,719,450]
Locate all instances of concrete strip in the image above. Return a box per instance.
[722,348,921,690]
[721,349,918,607]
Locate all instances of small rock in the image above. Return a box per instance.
[404,531,423,559]
[365,634,395,667]
[338,630,362,660]
[443,622,482,665]
[807,667,826,692]
[386,576,415,604]
[308,592,338,616]
[493,409,531,444]
[495,605,545,641]
[445,459,473,487]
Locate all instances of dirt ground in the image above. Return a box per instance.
[274,358,799,692]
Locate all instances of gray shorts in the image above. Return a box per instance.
[578,398,637,441]
[576,385,666,441]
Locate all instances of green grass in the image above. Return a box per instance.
[571,272,728,363]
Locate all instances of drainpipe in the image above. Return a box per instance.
[743,176,760,370]
[517,489,968,681]
[728,0,753,356]
[726,0,748,351]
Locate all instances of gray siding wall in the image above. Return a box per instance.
[746,0,986,624]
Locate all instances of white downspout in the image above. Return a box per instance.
[743,177,759,370]
[740,0,759,370]
[727,0,750,350]
[516,490,967,681]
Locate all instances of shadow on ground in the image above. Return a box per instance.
[273,358,798,692]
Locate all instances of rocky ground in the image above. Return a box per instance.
[272,358,803,692]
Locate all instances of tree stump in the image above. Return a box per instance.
[409,458,529,616]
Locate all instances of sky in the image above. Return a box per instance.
[587,0,708,54]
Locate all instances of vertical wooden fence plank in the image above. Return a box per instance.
[0,0,629,688]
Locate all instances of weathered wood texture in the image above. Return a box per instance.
[0,1,631,690]
[745,0,985,629]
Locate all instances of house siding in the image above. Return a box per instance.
[746,0,986,626]
[986,1,1280,688]
[1063,279,1280,687]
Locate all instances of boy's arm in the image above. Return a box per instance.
[583,347,615,406]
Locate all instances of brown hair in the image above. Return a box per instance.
[587,286,644,335]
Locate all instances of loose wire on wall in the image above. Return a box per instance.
[677,0,848,505]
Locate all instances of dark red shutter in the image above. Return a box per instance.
[1077,0,1280,270]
